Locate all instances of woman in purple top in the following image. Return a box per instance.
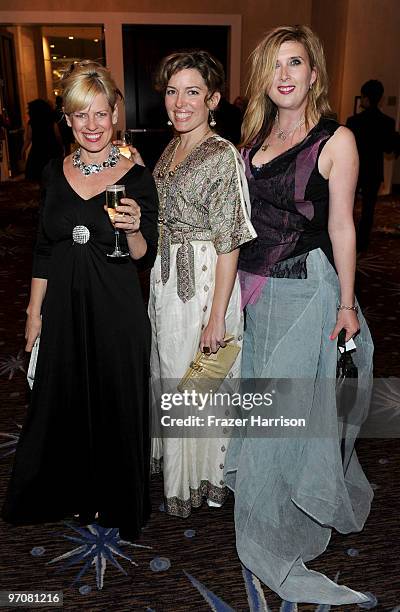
[224,25,374,606]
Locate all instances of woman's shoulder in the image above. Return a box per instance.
[310,117,347,157]
[318,124,358,172]
[205,134,236,151]
[322,123,356,150]
[317,116,341,137]
[203,135,239,163]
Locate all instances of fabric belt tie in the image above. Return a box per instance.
[160,224,212,303]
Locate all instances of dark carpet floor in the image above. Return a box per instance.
[0,181,399,612]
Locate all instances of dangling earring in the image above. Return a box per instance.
[167,120,173,126]
[209,110,216,127]
[309,82,313,90]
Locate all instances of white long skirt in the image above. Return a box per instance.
[149,241,243,517]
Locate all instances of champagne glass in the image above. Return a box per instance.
[115,130,132,159]
[106,184,129,258]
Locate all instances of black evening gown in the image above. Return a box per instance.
[2,158,159,541]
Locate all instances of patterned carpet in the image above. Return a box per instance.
[0,181,399,612]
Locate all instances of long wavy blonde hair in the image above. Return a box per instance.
[240,25,332,148]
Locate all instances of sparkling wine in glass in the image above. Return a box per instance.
[106,184,129,258]
[115,130,132,159]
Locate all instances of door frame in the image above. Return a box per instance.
[0,11,241,130]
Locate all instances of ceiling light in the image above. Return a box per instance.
[93,38,99,42]
[52,56,57,60]
[68,36,74,40]
[50,44,55,48]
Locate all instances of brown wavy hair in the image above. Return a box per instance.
[155,50,225,101]
[240,25,332,148]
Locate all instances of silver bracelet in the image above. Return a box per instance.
[337,304,358,313]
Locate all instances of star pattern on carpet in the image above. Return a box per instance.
[0,424,21,458]
[48,522,152,590]
[0,350,25,380]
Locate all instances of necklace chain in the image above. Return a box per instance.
[72,144,120,176]
[261,115,305,151]
[157,130,213,231]
[275,114,305,141]
[158,129,212,179]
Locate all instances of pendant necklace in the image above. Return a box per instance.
[261,114,305,151]
[275,114,305,141]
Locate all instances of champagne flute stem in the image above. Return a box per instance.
[115,228,122,253]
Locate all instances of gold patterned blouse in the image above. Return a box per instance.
[153,135,256,302]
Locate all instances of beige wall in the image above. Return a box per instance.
[3,1,400,183]
[6,26,39,125]
[6,26,53,127]
[2,0,313,93]
[340,0,400,190]
[2,1,398,106]
[42,36,55,102]
[236,0,313,88]
[311,0,349,118]
[340,0,400,123]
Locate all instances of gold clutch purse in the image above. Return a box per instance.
[178,335,241,394]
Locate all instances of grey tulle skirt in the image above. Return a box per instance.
[224,249,374,605]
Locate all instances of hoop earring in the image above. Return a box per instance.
[167,120,173,126]
[209,110,216,127]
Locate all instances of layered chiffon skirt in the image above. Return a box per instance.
[224,248,374,605]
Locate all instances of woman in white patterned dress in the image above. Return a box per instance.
[149,51,256,517]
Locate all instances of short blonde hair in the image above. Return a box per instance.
[241,25,332,148]
[60,60,122,114]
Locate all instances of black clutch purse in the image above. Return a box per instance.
[336,329,358,419]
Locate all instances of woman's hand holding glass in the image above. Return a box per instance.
[113,197,141,235]
[127,146,145,167]
[105,185,141,257]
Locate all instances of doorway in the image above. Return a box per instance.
[122,24,229,167]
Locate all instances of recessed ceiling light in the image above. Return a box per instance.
[52,56,57,60]
[93,38,99,43]
[68,36,74,40]
[50,44,55,48]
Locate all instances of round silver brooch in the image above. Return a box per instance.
[72,225,90,244]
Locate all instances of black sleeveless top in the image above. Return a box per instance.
[239,117,340,278]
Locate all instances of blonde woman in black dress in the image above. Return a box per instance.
[3,61,159,542]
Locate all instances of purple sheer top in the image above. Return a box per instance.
[239,118,340,306]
